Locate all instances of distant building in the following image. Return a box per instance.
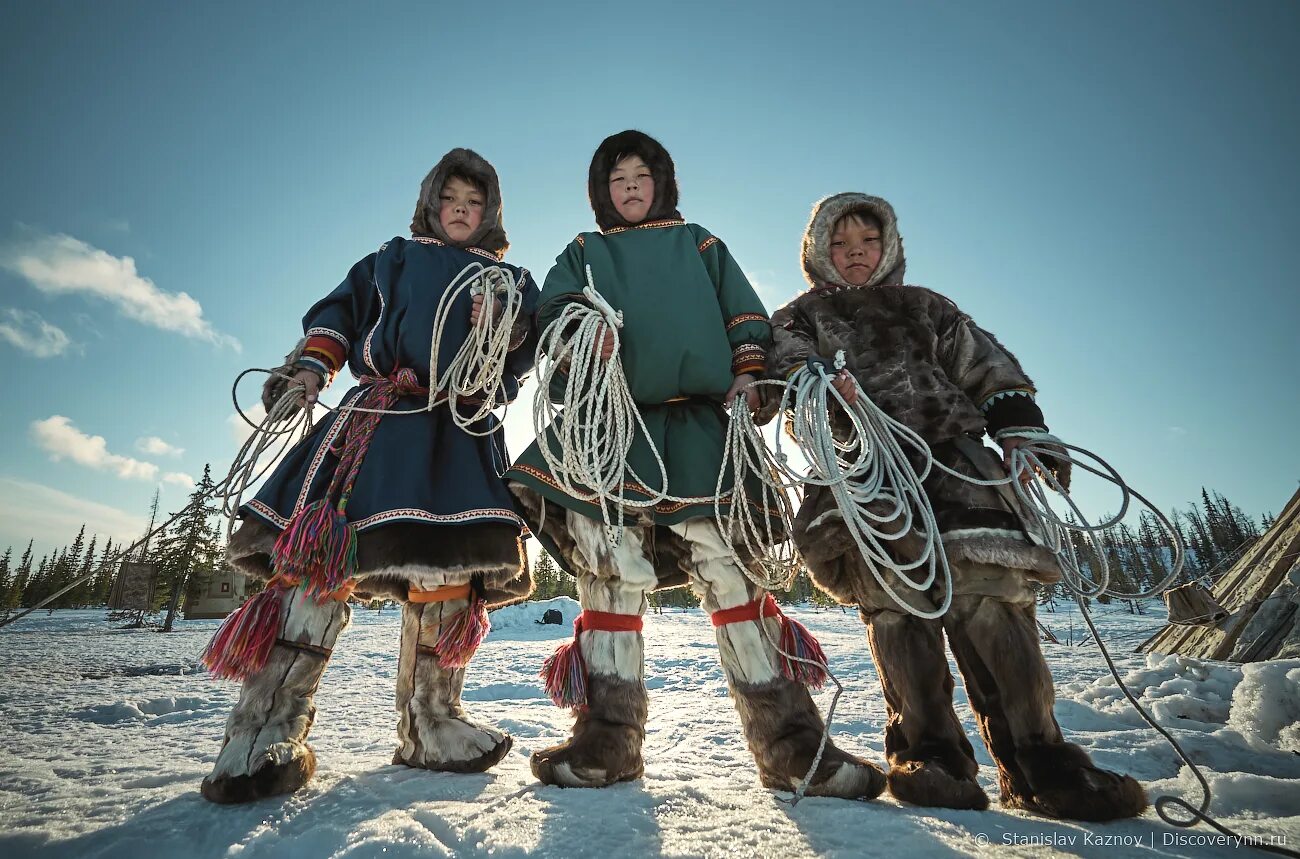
[184,566,246,620]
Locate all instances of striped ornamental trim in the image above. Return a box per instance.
[600,218,687,236]
[307,327,349,351]
[698,236,719,253]
[726,313,768,331]
[731,343,767,376]
[410,235,503,261]
[574,234,585,247]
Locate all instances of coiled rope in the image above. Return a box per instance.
[728,352,1297,852]
[1,260,523,629]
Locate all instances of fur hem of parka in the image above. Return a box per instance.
[227,517,532,608]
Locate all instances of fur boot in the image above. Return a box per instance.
[674,519,885,800]
[943,593,1147,820]
[393,598,512,773]
[201,585,350,804]
[531,510,654,788]
[530,672,648,788]
[863,608,988,810]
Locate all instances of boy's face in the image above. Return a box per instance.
[439,175,485,242]
[608,155,654,224]
[830,213,883,286]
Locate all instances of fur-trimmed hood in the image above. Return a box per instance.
[802,193,906,289]
[410,148,509,258]
[588,130,683,232]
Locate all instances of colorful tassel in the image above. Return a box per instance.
[538,610,643,709]
[435,593,491,669]
[200,584,288,681]
[271,499,358,597]
[712,594,829,689]
[777,614,829,689]
[541,635,588,709]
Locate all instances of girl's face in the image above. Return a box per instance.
[608,154,654,224]
[829,213,883,286]
[439,175,485,242]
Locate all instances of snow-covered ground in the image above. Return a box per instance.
[1,599,1297,858]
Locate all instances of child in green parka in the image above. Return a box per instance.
[506,131,886,799]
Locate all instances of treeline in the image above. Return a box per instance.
[0,483,1275,617]
[0,466,222,626]
[1042,489,1272,613]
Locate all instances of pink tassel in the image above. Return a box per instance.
[778,615,829,689]
[540,637,588,709]
[200,585,286,682]
[272,499,358,597]
[435,594,491,669]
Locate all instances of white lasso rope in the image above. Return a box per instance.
[531,265,674,546]
[724,353,1300,848]
[318,260,524,436]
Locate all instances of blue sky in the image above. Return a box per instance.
[1,0,1297,561]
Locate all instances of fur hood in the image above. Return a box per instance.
[588,130,683,232]
[410,148,509,258]
[802,193,906,289]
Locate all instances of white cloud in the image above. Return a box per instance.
[136,436,184,457]
[0,477,145,549]
[30,415,159,481]
[1,229,240,351]
[227,403,267,447]
[0,307,73,357]
[162,472,195,489]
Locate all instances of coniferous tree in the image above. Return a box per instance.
[90,538,116,605]
[70,535,98,607]
[137,488,162,563]
[0,547,12,611]
[157,465,220,631]
[6,542,33,609]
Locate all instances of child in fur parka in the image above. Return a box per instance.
[759,193,1148,821]
[200,148,539,804]
[506,131,886,799]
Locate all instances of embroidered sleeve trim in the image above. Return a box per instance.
[574,234,585,247]
[731,343,768,376]
[698,236,719,253]
[307,327,349,351]
[726,313,769,331]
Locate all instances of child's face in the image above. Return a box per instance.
[608,155,654,224]
[439,175,485,242]
[830,213,883,286]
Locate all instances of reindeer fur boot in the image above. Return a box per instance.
[676,519,885,800]
[201,586,350,804]
[943,592,1147,821]
[863,608,989,810]
[394,597,511,773]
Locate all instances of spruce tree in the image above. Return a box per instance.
[7,542,33,609]
[158,465,219,631]
[71,535,97,607]
[90,538,116,605]
[0,547,12,611]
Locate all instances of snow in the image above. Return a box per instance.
[1,600,1298,858]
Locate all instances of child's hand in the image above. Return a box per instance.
[291,368,322,406]
[471,294,503,327]
[593,326,616,362]
[999,437,1038,487]
[725,373,760,413]
[830,370,858,406]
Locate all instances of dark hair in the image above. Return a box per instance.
[835,209,882,232]
[444,171,487,197]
